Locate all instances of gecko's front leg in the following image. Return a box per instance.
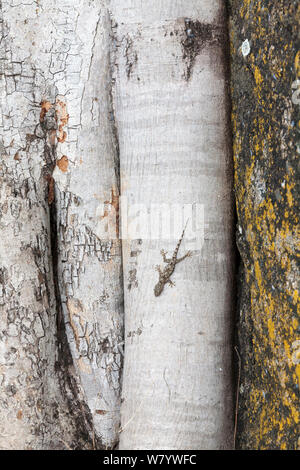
[160,249,172,263]
[176,251,192,264]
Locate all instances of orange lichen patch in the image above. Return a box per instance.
[45,174,55,205]
[67,298,92,356]
[295,50,300,77]
[254,65,263,88]
[66,299,81,351]
[49,129,56,146]
[55,99,69,143]
[100,187,120,238]
[17,410,23,420]
[110,188,119,224]
[40,100,52,122]
[14,152,20,161]
[58,130,67,143]
[95,410,107,415]
[77,357,92,374]
[57,155,69,172]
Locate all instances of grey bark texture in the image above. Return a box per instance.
[110,0,235,450]
[0,0,122,449]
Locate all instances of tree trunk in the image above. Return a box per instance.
[52,4,123,449]
[0,0,122,449]
[1,0,237,450]
[229,0,299,450]
[111,0,235,449]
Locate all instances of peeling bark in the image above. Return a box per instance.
[52,4,123,448]
[0,0,122,449]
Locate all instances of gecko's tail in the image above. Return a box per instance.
[183,218,189,235]
[177,218,189,242]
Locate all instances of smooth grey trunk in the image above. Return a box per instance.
[111,0,235,449]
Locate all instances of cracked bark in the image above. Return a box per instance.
[1,0,235,450]
[0,0,122,449]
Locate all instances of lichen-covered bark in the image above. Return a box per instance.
[0,0,122,449]
[229,0,299,449]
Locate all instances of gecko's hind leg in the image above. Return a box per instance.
[167,279,175,287]
[155,265,162,274]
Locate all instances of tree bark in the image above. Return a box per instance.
[111,0,235,450]
[0,0,122,449]
[52,3,123,449]
[229,0,299,450]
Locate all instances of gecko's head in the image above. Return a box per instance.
[154,283,163,297]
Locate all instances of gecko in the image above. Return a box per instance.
[154,221,191,297]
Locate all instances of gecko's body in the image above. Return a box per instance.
[154,223,191,297]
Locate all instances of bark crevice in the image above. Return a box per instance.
[41,98,100,449]
[50,193,100,450]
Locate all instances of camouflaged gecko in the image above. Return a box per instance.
[154,221,191,297]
